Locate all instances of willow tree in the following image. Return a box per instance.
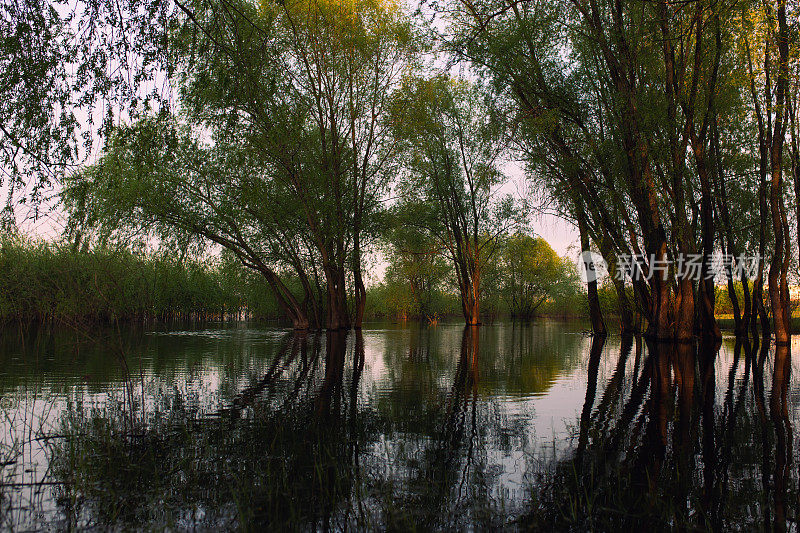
[498,233,579,319]
[64,118,326,329]
[175,0,415,329]
[740,0,794,344]
[389,75,523,326]
[1,0,176,231]
[442,0,771,341]
[63,0,416,329]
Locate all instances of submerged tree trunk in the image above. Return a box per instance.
[463,264,481,326]
[352,253,367,330]
[695,149,722,340]
[768,163,790,344]
[256,266,310,330]
[322,259,351,331]
[577,209,606,336]
[768,0,791,345]
[647,241,673,341]
[451,236,482,326]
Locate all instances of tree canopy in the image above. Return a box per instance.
[63,0,417,330]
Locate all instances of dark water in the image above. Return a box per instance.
[0,321,797,530]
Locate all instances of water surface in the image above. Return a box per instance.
[0,321,797,530]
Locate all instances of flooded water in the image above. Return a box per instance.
[0,320,798,530]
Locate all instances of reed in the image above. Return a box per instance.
[0,239,285,325]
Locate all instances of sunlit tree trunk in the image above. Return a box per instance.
[457,252,481,326]
[767,0,791,345]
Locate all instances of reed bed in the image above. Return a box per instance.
[0,239,284,325]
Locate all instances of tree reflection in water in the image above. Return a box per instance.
[48,326,516,530]
[52,330,372,530]
[526,334,796,531]
[2,324,793,530]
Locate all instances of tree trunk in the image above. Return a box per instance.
[769,170,790,344]
[768,0,791,346]
[249,263,309,330]
[724,254,743,335]
[695,150,721,340]
[352,253,367,329]
[613,276,635,334]
[769,138,790,344]
[324,264,350,330]
[577,209,606,336]
[296,267,321,331]
[752,171,771,339]
[454,243,482,326]
[597,237,635,334]
[465,274,481,326]
[646,242,673,341]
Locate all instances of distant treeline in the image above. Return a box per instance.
[14,238,782,328]
[0,240,287,325]
[362,284,588,322]
[364,234,588,322]
[1,237,592,326]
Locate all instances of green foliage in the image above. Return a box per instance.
[0,238,283,324]
[367,232,585,321]
[388,74,520,247]
[0,0,179,215]
[388,73,525,323]
[498,233,582,318]
[61,0,419,328]
[364,278,461,321]
[378,222,452,320]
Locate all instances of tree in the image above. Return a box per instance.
[64,118,324,329]
[383,224,451,321]
[1,0,175,208]
[389,74,524,325]
[63,0,417,330]
[498,233,580,319]
[441,0,787,341]
[743,0,794,345]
